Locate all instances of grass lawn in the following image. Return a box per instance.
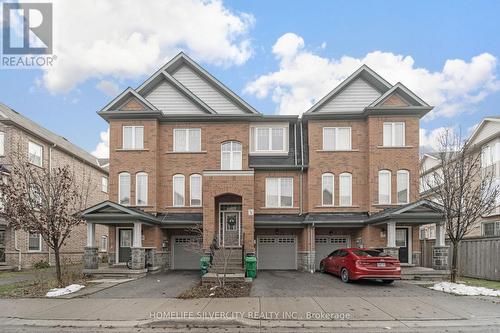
[460,277,500,290]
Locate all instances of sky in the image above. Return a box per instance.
[0,0,499,157]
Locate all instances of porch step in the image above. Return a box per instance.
[0,265,15,272]
[401,267,450,281]
[83,268,148,279]
[201,272,245,285]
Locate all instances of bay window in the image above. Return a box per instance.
[251,124,288,154]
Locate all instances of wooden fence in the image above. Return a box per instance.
[421,236,500,281]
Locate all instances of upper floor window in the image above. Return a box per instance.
[323,127,351,151]
[266,177,293,208]
[383,122,405,147]
[250,124,288,154]
[118,172,130,205]
[221,141,242,170]
[397,170,409,204]
[123,126,144,149]
[0,132,4,156]
[322,173,334,206]
[378,170,391,204]
[483,221,500,237]
[190,174,202,207]
[173,174,185,206]
[101,177,108,193]
[482,142,499,168]
[28,232,41,252]
[339,173,352,206]
[135,172,148,206]
[174,128,201,152]
[28,141,43,167]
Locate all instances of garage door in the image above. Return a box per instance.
[172,236,201,270]
[315,236,350,270]
[257,236,297,270]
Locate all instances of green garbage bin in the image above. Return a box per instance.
[200,255,210,276]
[245,255,257,278]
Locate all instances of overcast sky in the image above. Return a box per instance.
[1,0,499,157]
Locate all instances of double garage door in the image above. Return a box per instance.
[172,236,200,270]
[257,236,297,270]
[315,236,350,270]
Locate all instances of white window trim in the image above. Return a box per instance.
[101,177,108,193]
[265,177,294,208]
[135,172,148,206]
[27,232,42,252]
[100,235,108,252]
[0,131,5,156]
[118,172,131,206]
[28,141,43,167]
[221,141,242,170]
[173,128,201,152]
[322,127,352,151]
[122,126,144,149]
[250,123,289,154]
[321,173,335,206]
[383,122,406,147]
[378,170,392,204]
[397,170,410,204]
[482,221,500,237]
[339,172,352,207]
[189,174,202,207]
[173,174,185,207]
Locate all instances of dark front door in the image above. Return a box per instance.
[396,228,409,263]
[223,211,240,247]
[118,229,133,263]
[0,229,5,262]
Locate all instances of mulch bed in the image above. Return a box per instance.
[177,282,251,299]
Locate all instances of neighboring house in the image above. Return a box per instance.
[0,103,109,269]
[419,117,500,239]
[82,52,445,274]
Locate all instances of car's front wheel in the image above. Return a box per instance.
[340,268,349,283]
[319,263,325,273]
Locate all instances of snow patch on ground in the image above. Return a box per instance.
[46,284,85,297]
[430,282,500,297]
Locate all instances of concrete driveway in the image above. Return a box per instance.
[87,271,199,298]
[250,271,438,297]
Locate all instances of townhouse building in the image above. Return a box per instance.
[0,103,109,269]
[420,117,500,240]
[82,53,446,275]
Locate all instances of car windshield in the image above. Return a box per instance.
[352,250,383,257]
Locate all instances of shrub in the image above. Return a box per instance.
[33,260,50,270]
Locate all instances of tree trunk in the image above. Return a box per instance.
[450,242,459,283]
[54,248,62,286]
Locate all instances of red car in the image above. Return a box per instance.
[319,248,401,283]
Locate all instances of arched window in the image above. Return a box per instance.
[173,174,185,207]
[378,170,392,204]
[190,174,202,207]
[397,170,410,204]
[136,172,148,206]
[118,172,130,205]
[321,173,334,206]
[221,141,242,170]
[339,173,352,206]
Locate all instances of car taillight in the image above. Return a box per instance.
[356,260,370,266]
[394,262,401,267]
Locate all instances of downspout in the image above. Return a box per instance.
[48,143,56,266]
[14,230,21,271]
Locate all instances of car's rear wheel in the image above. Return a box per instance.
[340,268,349,283]
[381,279,394,284]
[319,263,325,273]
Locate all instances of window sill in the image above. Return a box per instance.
[260,206,299,209]
[165,206,203,209]
[116,148,149,152]
[249,152,289,156]
[315,205,360,208]
[316,149,359,153]
[377,145,414,149]
[27,250,42,253]
[166,151,207,154]
[28,162,43,169]
[372,203,408,207]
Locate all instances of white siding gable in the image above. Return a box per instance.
[317,78,382,113]
[144,80,206,115]
[470,121,500,146]
[421,156,440,173]
[173,65,247,114]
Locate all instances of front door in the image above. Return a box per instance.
[118,228,133,263]
[222,211,240,247]
[0,230,5,262]
[396,228,409,264]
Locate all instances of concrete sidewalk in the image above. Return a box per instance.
[0,295,499,330]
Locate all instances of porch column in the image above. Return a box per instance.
[435,222,446,247]
[83,222,98,270]
[131,222,145,270]
[433,222,449,270]
[384,221,399,260]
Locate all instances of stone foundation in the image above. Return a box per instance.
[108,252,116,266]
[83,247,99,269]
[412,251,421,266]
[155,251,170,270]
[131,247,145,270]
[383,247,399,260]
[432,246,449,270]
[297,251,315,273]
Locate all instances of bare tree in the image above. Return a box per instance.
[422,129,499,282]
[0,148,92,285]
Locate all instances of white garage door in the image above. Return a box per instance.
[172,236,201,270]
[315,236,350,270]
[257,236,297,270]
